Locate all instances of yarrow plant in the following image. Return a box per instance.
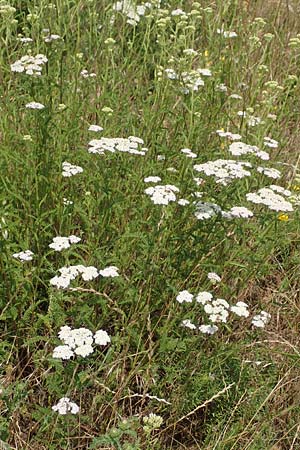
[11,54,48,75]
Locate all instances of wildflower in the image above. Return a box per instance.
[194,159,252,185]
[11,54,47,75]
[99,266,119,277]
[144,176,162,183]
[12,250,34,261]
[25,102,45,110]
[52,398,79,415]
[251,311,271,328]
[194,202,222,220]
[199,324,218,334]
[216,130,241,140]
[44,34,61,43]
[231,301,249,317]
[183,48,197,56]
[176,290,194,303]
[207,272,221,284]
[278,213,289,221]
[196,291,213,304]
[23,135,33,141]
[49,235,81,251]
[217,28,237,38]
[88,136,146,156]
[227,206,253,218]
[181,148,197,158]
[145,184,179,205]
[246,186,293,212]
[88,125,103,132]
[182,319,197,330]
[143,413,163,433]
[94,329,111,345]
[178,198,190,206]
[228,142,269,160]
[62,161,83,177]
[263,137,278,148]
[80,69,96,78]
[257,166,281,179]
[52,345,74,360]
[81,266,99,281]
[18,37,33,43]
[204,299,230,323]
[74,344,94,357]
[63,198,73,206]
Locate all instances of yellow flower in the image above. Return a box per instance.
[278,214,289,221]
[292,185,300,191]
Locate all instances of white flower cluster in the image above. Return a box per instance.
[237,111,263,127]
[264,137,278,148]
[180,70,205,94]
[164,67,212,94]
[11,54,48,76]
[88,136,147,156]
[194,159,252,185]
[181,148,197,158]
[246,185,293,212]
[194,201,222,220]
[228,142,269,160]
[25,102,45,110]
[52,397,79,415]
[216,130,241,140]
[251,311,271,328]
[112,0,158,26]
[222,206,254,219]
[217,28,238,38]
[53,325,111,359]
[49,235,81,252]
[207,272,221,284]
[177,287,270,334]
[145,184,179,205]
[62,161,83,177]
[50,265,119,289]
[144,176,162,183]
[44,34,61,43]
[12,250,34,261]
[88,124,103,132]
[257,166,281,179]
[80,69,96,78]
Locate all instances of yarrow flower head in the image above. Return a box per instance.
[251,311,271,328]
[182,319,197,330]
[13,250,34,261]
[144,176,162,183]
[53,326,111,360]
[62,161,83,177]
[176,290,194,304]
[25,102,45,110]
[207,272,221,284]
[181,148,197,158]
[52,397,79,415]
[228,142,269,160]
[145,184,179,205]
[88,136,147,156]
[98,266,120,277]
[246,185,293,212]
[194,159,252,185]
[231,301,249,317]
[49,235,81,251]
[88,124,103,132]
[11,54,48,76]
